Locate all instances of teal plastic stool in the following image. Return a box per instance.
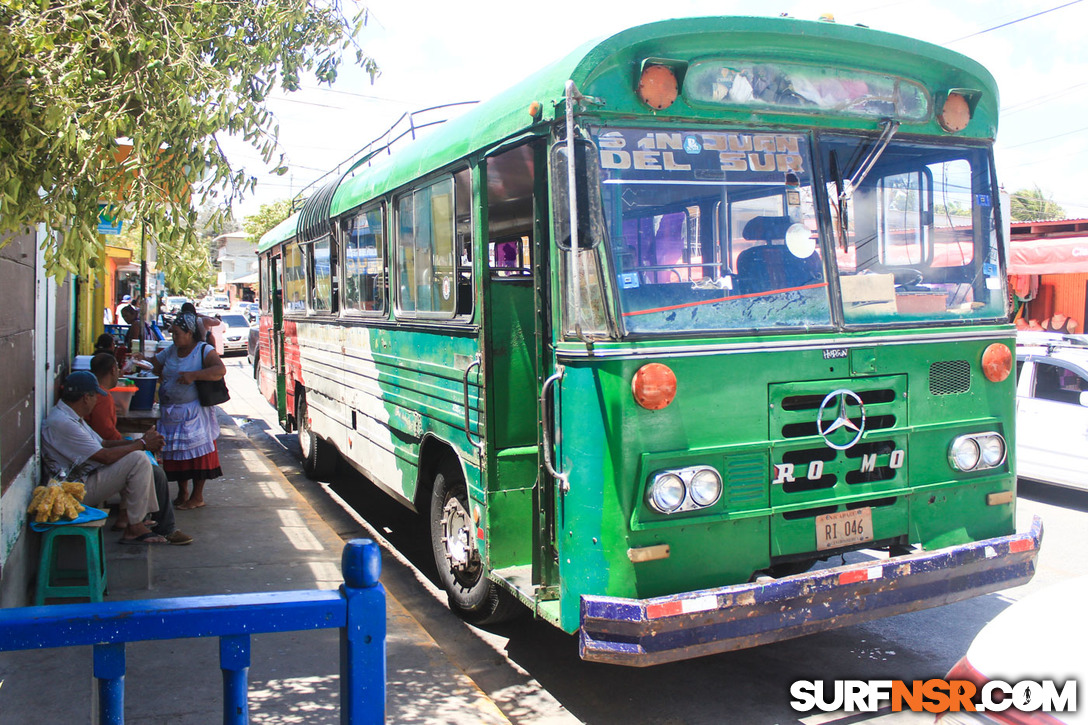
[35,519,108,604]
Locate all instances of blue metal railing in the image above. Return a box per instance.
[0,538,386,724]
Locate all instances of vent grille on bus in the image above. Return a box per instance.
[725,454,765,506]
[929,360,971,396]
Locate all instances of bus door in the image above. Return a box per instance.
[481,138,558,598]
[270,253,288,423]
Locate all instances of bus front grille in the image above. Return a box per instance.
[929,360,971,395]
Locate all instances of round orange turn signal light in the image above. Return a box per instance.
[633,363,677,410]
[981,343,1012,382]
[638,65,678,110]
[938,92,971,133]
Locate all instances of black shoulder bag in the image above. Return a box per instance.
[195,342,230,407]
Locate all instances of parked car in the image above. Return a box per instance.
[163,296,189,314]
[1015,333,1088,491]
[239,302,260,323]
[212,294,231,309]
[214,314,251,354]
[939,576,1087,724]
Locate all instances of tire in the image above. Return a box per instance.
[296,391,336,479]
[252,353,260,381]
[429,459,521,625]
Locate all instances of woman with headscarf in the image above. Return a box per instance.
[150,311,227,509]
[179,301,223,355]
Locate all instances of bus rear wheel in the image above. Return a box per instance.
[296,391,336,479]
[429,459,520,625]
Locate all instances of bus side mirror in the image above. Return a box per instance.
[551,138,606,250]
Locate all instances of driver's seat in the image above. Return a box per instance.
[736,216,821,295]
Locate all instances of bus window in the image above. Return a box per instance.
[490,237,531,277]
[596,126,829,334]
[487,142,535,278]
[395,174,470,318]
[929,159,975,268]
[308,237,334,312]
[822,137,1004,325]
[283,241,306,313]
[342,205,385,313]
[877,169,931,266]
[454,168,473,317]
[258,255,270,312]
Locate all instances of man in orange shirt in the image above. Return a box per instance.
[87,353,192,545]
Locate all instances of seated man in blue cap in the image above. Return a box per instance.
[41,370,187,545]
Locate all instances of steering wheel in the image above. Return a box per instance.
[893,268,925,289]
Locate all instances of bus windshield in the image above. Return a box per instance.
[588,126,1008,335]
[594,126,831,334]
[820,135,1007,326]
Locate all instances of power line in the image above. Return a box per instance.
[1002,81,1088,115]
[1003,124,1088,149]
[296,84,416,106]
[946,0,1083,43]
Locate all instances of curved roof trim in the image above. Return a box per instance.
[257,211,300,253]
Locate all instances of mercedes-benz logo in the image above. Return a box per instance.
[817,389,866,450]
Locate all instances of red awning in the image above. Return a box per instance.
[1008,237,1088,275]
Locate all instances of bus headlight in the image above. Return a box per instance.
[646,466,723,514]
[950,437,980,471]
[978,434,1006,468]
[647,473,685,514]
[949,432,1006,471]
[689,467,723,507]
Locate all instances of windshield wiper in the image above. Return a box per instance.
[830,119,899,251]
[840,119,900,202]
[829,149,847,251]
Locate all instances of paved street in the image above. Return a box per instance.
[220,353,1088,725]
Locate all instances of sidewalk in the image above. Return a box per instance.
[0,411,510,724]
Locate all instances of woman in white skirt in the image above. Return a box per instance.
[151,311,227,509]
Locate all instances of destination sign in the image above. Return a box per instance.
[595,128,808,179]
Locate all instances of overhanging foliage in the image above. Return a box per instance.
[0,0,375,280]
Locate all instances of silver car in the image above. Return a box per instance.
[215,314,251,354]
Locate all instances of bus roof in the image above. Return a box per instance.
[259,15,998,253]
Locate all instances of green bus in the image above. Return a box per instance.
[256,16,1041,666]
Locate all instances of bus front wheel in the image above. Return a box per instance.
[296,391,336,479]
[429,459,520,625]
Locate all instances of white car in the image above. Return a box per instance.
[940,576,1087,724]
[212,294,231,309]
[214,314,251,354]
[1015,333,1088,491]
[163,296,189,314]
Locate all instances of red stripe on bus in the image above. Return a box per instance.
[838,569,868,585]
[1009,538,1033,553]
[621,282,829,317]
[647,601,684,619]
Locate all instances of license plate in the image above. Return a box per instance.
[815,508,873,551]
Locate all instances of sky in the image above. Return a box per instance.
[222,0,1088,223]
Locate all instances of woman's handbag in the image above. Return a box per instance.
[195,343,230,407]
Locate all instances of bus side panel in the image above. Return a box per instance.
[486,449,536,574]
[294,319,483,507]
[256,315,276,406]
[282,317,301,428]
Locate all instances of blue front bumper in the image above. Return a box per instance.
[580,516,1043,666]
